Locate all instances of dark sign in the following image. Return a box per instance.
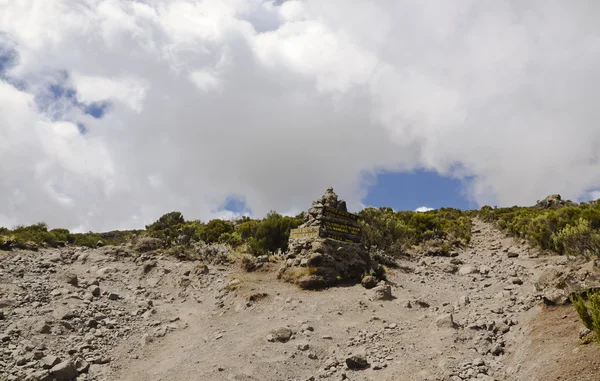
[323,220,361,237]
[323,206,359,221]
[289,226,320,240]
[322,230,362,243]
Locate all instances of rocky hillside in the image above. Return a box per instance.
[2,218,600,381]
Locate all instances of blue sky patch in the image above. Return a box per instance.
[84,101,110,119]
[220,195,251,214]
[363,170,477,211]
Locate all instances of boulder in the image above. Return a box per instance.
[535,263,600,305]
[134,237,163,253]
[370,282,393,301]
[436,314,458,329]
[361,275,378,289]
[50,360,78,381]
[267,328,293,343]
[346,355,369,370]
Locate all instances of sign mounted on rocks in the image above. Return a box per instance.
[288,188,362,243]
[322,206,359,221]
[289,226,320,240]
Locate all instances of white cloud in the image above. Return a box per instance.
[589,191,600,201]
[415,206,434,213]
[1,1,600,231]
[189,70,222,92]
[71,74,148,112]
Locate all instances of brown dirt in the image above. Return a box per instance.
[3,219,600,381]
[506,305,600,381]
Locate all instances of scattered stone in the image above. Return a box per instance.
[50,360,78,380]
[88,285,100,297]
[459,266,478,275]
[436,314,458,329]
[370,282,393,301]
[267,328,293,343]
[345,355,369,370]
[301,324,314,332]
[41,355,61,369]
[361,275,378,289]
[490,343,504,356]
[439,263,459,274]
[510,277,523,285]
[108,292,120,300]
[62,273,78,286]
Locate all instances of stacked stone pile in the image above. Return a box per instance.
[278,188,377,290]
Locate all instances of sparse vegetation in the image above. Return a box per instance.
[0,222,138,250]
[478,201,600,256]
[358,207,472,255]
[0,206,474,260]
[571,289,600,343]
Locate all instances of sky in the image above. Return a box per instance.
[1,0,600,231]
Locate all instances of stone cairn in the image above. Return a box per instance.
[278,188,374,290]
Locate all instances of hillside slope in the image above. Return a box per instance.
[1,219,599,381]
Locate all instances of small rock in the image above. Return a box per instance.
[50,360,78,380]
[297,343,310,351]
[108,292,120,300]
[495,322,510,333]
[439,264,458,274]
[436,314,458,329]
[459,266,478,275]
[41,355,61,369]
[267,328,293,343]
[361,275,378,289]
[301,324,314,332]
[370,282,393,301]
[510,277,523,285]
[75,358,90,374]
[62,273,78,286]
[490,343,504,356]
[88,285,100,297]
[346,355,369,370]
[459,296,470,306]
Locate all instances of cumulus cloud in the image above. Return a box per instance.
[415,206,434,213]
[1,0,600,230]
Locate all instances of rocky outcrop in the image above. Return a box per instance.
[278,188,376,290]
[536,194,577,209]
[535,260,600,305]
[278,238,372,289]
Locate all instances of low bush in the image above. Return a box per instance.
[358,207,472,254]
[478,201,600,256]
[571,289,600,343]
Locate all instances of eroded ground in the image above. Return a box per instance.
[1,220,599,381]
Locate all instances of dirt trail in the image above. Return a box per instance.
[2,219,599,381]
[107,219,563,381]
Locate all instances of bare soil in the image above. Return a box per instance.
[2,219,600,381]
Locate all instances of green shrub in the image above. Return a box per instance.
[200,219,234,244]
[145,211,184,231]
[553,218,600,257]
[479,202,600,256]
[241,211,303,256]
[571,289,600,343]
[358,206,471,253]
